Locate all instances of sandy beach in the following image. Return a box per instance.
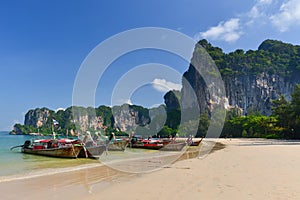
[1,138,300,200]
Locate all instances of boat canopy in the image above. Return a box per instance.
[33,139,77,143]
[34,139,51,143]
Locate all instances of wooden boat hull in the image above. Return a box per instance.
[160,142,186,151]
[189,140,201,146]
[79,145,106,159]
[131,142,164,150]
[188,138,203,146]
[21,145,83,158]
[108,140,129,151]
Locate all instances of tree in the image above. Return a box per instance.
[271,95,290,129]
[290,84,300,138]
[158,126,174,138]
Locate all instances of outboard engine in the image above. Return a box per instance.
[23,140,31,148]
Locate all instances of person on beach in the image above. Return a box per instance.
[129,132,134,148]
[187,135,194,145]
[104,132,116,155]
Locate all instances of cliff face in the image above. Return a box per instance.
[181,39,300,116]
[164,90,181,111]
[71,113,104,132]
[223,73,294,115]
[24,108,51,128]
[16,105,151,134]
[112,104,150,132]
[14,39,300,135]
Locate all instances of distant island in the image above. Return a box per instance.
[12,39,300,139]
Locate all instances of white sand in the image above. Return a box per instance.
[88,139,300,200]
[1,139,300,200]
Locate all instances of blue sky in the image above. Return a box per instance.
[1,0,300,131]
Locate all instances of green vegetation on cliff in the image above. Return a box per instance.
[12,106,115,136]
[199,39,300,78]
[12,39,300,139]
[220,84,300,139]
[12,84,300,139]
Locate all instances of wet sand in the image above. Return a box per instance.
[1,139,300,200]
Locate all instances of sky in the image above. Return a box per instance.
[1,0,300,131]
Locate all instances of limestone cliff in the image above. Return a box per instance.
[222,72,294,115]
[164,90,181,111]
[24,107,52,128]
[181,39,300,116]
[112,104,150,132]
[14,105,151,135]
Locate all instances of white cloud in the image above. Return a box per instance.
[13,119,20,124]
[257,0,273,5]
[112,98,132,106]
[198,18,242,43]
[248,0,271,18]
[270,0,300,32]
[152,78,182,93]
[194,0,300,43]
[248,5,260,19]
[55,107,65,112]
[125,99,133,105]
[246,0,273,25]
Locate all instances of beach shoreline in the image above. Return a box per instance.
[1,138,300,200]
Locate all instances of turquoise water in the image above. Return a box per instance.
[0,131,30,176]
[0,132,187,181]
[0,131,99,181]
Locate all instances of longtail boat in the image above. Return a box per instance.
[131,138,164,150]
[187,137,203,146]
[79,140,106,159]
[11,138,106,159]
[107,139,129,151]
[16,139,84,158]
[160,142,187,151]
[130,136,188,151]
[89,132,129,152]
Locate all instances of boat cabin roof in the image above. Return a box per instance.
[33,139,77,143]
